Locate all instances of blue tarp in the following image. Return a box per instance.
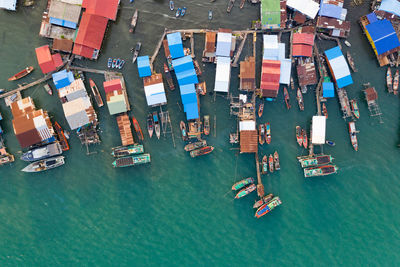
[319,3,342,19]
[366,19,400,55]
[172,56,194,73]
[167,32,184,59]
[184,102,199,120]
[379,0,400,17]
[49,17,77,29]
[137,56,152,77]
[366,13,378,24]
[323,82,335,98]
[52,69,74,89]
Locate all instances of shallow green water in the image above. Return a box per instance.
[0,1,400,266]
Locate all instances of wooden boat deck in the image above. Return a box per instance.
[116,114,135,146]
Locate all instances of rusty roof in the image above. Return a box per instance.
[163,39,171,58]
[239,57,256,90]
[204,32,216,53]
[317,17,351,32]
[364,87,378,101]
[116,114,134,146]
[143,73,163,86]
[240,130,258,153]
[53,38,73,52]
[296,62,317,87]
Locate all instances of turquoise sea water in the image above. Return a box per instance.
[1,1,400,266]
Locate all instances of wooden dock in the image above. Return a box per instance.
[150,28,168,69]
[68,66,118,76]
[255,152,264,197]
[231,33,248,67]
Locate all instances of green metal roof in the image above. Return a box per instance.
[107,96,127,115]
[261,0,281,29]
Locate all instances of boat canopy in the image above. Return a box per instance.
[311,116,326,144]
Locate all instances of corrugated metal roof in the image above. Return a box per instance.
[0,0,16,10]
[204,32,217,53]
[53,39,73,52]
[167,32,185,59]
[293,33,315,45]
[82,0,119,20]
[48,0,81,25]
[325,46,353,88]
[319,3,343,20]
[184,102,199,120]
[366,12,378,23]
[280,59,291,85]
[263,35,279,49]
[175,69,198,86]
[240,130,258,153]
[181,92,197,104]
[311,116,326,144]
[278,43,286,60]
[72,44,96,59]
[74,12,108,50]
[172,56,194,73]
[379,0,400,17]
[216,32,232,57]
[287,0,320,18]
[107,94,127,115]
[103,79,122,93]
[52,70,75,89]
[180,84,196,95]
[35,45,57,74]
[214,56,231,93]
[137,56,152,77]
[261,60,280,97]
[292,44,313,57]
[365,19,400,55]
[239,120,256,131]
[116,114,134,146]
[323,82,335,97]
[144,81,167,106]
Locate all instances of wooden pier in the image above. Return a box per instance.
[255,152,264,197]
[150,28,168,69]
[231,33,248,67]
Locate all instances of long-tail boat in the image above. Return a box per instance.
[302,129,308,149]
[153,112,161,139]
[322,103,328,118]
[235,184,256,199]
[8,66,34,81]
[203,115,210,135]
[253,193,274,209]
[261,155,268,174]
[290,76,295,90]
[350,99,360,119]
[184,140,207,152]
[180,121,188,141]
[346,51,357,72]
[255,196,282,218]
[44,84,53,96]
[349,121,358,151]
[231,177,254,191]
[164,63,175,91]
[132,42,141,63]
[227,0,235,13]
[259,124,265,145]
[258,102,264,118]
[297,87,304,111]
[304,165,338,178]
[274,151,280,171]
[112,154,151,167]
[132,116,144,141]
[240,0,245,8]
[296,126,303,147]
[147,113,154,138]
[190,146,214,158]
[89,79,104,107]
[393,70,399,95]
[54,121,69,151]
[129,9,138,33]
[284,87,291,109]
[298,154,334,168]
[387,67,393,93]
[265,122,271,144]
[111,144,144,157]
[268,154,274,173]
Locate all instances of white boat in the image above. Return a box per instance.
[20,142,63,162]
[21,156,65,172]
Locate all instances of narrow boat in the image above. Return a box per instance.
[387,67,393,93]
[112,59,117,68]
[118,59,125,69]
[44,84,53,95]
[231,177,254,191]
[21,142,62,162]
[227,0,235,13]
[240,0,245,8]
[304,165,338,178]
[253,193,274,209]
[0,154,14,165]
[255,196,282,218]
[195,81,206,95]
[0,89,4,94]
[184,140,207,152]
[208,10,212,20]
[258,102,264,118]
[169,0,174,10]
[53,121,69,151]
[132,42,142,64]
[132,116,144,141]
[181,6,186,17]
[112,154,151,168]
[8,66,34,81]
[322,103,328,118]
[349,121,358,151]
[21,156,65,172]
[261,155,268,174]
[350,99,360,119]
[175,7,181,17]
[259,124,265,145]
[297,87,304,111]
[193,59,202,75]
[268,154,274,173]
[326,140,336,146]
[107,58,112,68]
[203,115,210,136]
[129,9,138,33]
[89,79,104,108]
[393,70,399,95]
[344,40,351,47]
[147,113,154,138]
[299,154,334,168]
[111,144,144,157]
[284,87,291,109]
[290,76,295,90]
[180,121,188,141]
[235,184,256,199]
[116,58,121,68]
[296,126,303,147]
[163,63,175,90]
[190,146,214,158]
[274,151,280,171]
[302,129,308,149]
[346,51,357,72]
[265,122,271,144]
[153,112,161,140]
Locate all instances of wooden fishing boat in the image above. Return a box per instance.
[153,112,161,140]
[239,0,245,8]
[163,63,175,90]
[344,40,351,47]
[322,103,328,118]
[8,66,34,81]
[296,126,303,147]
[326,140,336,146]
[190,146,214,158]
[290,76,295,90]
[346,51,357,72]
[53,121,69,151]
[231,177,254,191]
[21,156,65,172]
[255,196,282,218]
[258,102,264,117]
[268,154,274,173]
[180,121,188,141]
[89,79,104,107]
[348,121,358,151]
[302,129,308,149]
[184,140,207,152]
[132,116,144,141]
[107,58,112,68]
[298,154,334,168]
[129,9,138,33]
[284,87,291,109]
[253,193,274,209]
[265,122,271,144]
[387,67,393,93]
[44,84,53,96]
[304,165,338,178]
[175,7,181,17]
[112,154,151,167]
[208,10,212,20]
[147,113,154,138]
[350,99,360,119]
[132,42,141,63]
[169,0,174,10]
[393,70,399,95]
[196,81,207,95]
[227,0,235,13]
[193,59,202,75]
[296,87,304,111]
[261,155,268,174]
[203,115,210,136]
[181,6,186,16]
[235,184,256,199]
[111,144,144,157]
[273,151,280,171]
[259,124,265,145]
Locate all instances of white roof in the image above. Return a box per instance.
[63,97,91,116]
[0,0,17,10]
[144,82,167,106]
[214,56,231,93]
[329,56,351,80]
[280,59,292,85]
[263,35,279,49]
[239,94,247,103]
[287,0,320,19]
[239,120,256,131]
[278,43,286,60]
[312,116,326,144]
[217,32,232,43]
[58,78,86,98]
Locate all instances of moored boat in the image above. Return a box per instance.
[184,140,207,152]
[299,154,334,168]
[147,113,154,138]
[235,184,256,199]
[203,115,210,136]
[268,154,274,173]
[297,87,304,111]
[181,6,186,16]
[0,154,14,165]
[227,0,234,13]
[116,58,121,68]
[118,59,125,69]
[54,121,69,151]
[21,156,65,172]
[132,116,144,141]
[8,66,34,81]
[163,63,175,90]
[175,7,181,17]
[350,99,360,119]
[265,122,271,144]
[208,10,212,20]
[240,0,245,8]
[284,86,291,109]
[258,102,264,117]
[290,76,295,90]
[326,140,335,146]
[255,196,282,218]
[169,0,174,10]
[180,121,188,141]
[21,142,62,162]
[253,193,274,209]
[190,146,214,158]
[349,121,358,151]
[259,124,265,145]
[44,84,53,95]
[273,151,280,171]
[89,78,104,108]
[112,153,151,167]
[129,9,138,33]
[261,155,268,174]
[153,112,161,139]
[107,58,112,68]
[304,165,338,178]
[322,103,328,118]
[387,67,393,93]
[344,40,351,47]
[346,51,357,72]
[296,126,303,147]
[301,129,308,149]
[231,177,254,191]
[132,42,142,63]
[112,58,117,68]
[393,70,399,95]
[111,144,144,157]
[193,59,202,75]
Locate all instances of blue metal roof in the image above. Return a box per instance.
[324,46,342,60]
[176,71,199,86]
[167,32,182,46]
[366,13,378,23]
[379,0,400,17]
[52,69,74,89]
[172,56,194,73]
[137,56,152,77]
[336,75,353,89]
[319,3,342,19]
[181,92,197,104]
[167,32,184,59]
[49,17,77,29]
[366,19,400,55]
[180,84,196,95]
[322,82,335,98]
[184,102,199,120]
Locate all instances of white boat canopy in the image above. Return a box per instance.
[311,116,326,144]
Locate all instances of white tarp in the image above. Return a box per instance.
[239,120,256,131]
[287,0,320,19]
[312,116,326,144]
[214,56,231,93]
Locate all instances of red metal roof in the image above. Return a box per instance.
[103,79,122,93]
[292,44,313,57]
[52,53,63,68]
[72,43,95,59]
[35,45,56,74]
[82,0,119,21]
[293,33,315,46]
[75,12,108,50]
[260,60,280,97]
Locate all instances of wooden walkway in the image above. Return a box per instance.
[231,33,248,67]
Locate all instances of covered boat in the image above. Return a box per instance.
[163,63,175,90]
[296,126,303,147]
[204,115,210,136]
[297,87,304,111]
[304,165,338,178]
[259,124,265,145]
[258,102,264,117]
[132,42,142,63]
[255,196,282,218]
[253,193,274,209]
[21,156,65,172]
[153,112,161,139]
[147,113,154,138]
[235,184,256,199]
[190,146,214,158]
[350,99,360,119]
[180,121,188,141]
[274,151,280,171]
[8,66,34,81]
[268,154,274,173]
[284,87,291,109]
[184,140,207,152]
[111,144,144,157]
[301,129,308,149]
[265,122,271,144]
[349,121,358,151]
[112,154,151,167]
[298,154,334,168]
[21,142,62,162]
[89,79,104,107]
[261,155,268,174]
[132,116,144,141]
[231,177,254,191]
[44,84,53,96]
[387,67,393,93]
